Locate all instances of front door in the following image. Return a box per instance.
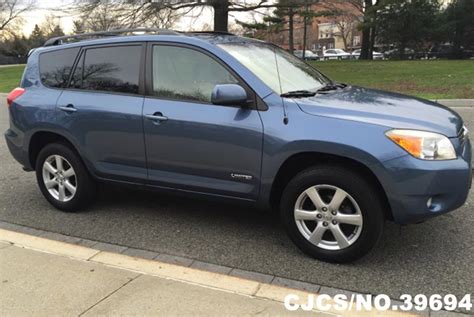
[143,44,263,200]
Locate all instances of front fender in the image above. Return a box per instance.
[257,97,407,209]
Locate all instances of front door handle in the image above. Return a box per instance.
[145,112,168,122]
[59,104,77,113]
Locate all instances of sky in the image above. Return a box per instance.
[20,0,453,36]
[20,0,269,35]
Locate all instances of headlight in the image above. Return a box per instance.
[386,129,457,160]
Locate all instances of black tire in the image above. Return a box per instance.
[280,165,384,263]
[35,142,96,212]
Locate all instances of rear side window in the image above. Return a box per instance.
[71,45,141,94]
[39,48,79,88]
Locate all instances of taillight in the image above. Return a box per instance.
[7,87,25,107]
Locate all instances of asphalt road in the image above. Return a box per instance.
[0,99,473,302]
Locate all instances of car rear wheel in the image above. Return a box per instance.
[36,143,96,212]
[280,165,384,263]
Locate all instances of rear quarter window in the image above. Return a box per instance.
[39,47,80,88]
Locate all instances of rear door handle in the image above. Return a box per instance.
[59,104,77,113]
[145,112,168,122]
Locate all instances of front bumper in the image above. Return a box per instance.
[380,139,472,224]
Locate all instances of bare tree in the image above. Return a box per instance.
[39,14,60,36]
[70,0,181,32]
[0,0,35,34]
[72,0,296,33]
[318,0,379,58]
[320,1,361,50]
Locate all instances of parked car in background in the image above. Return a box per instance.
[384,48,415,60]
[294,50,320,61]
[322,49,351,60]
[351,49,384,60]
[428,44,474,59]
[6,29,472,263]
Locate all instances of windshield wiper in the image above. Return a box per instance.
[281,83,347,98]
[316,82,347,93]
[280,90,316,98]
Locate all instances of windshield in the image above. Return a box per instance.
[218,42,329,95]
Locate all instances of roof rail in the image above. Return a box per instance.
[186,31,236,36]
[43,28,180,47]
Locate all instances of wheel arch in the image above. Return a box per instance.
[28,131,85,172]
[269,152,393,221]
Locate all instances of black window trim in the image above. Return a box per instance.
[145,42,267,111]
[65,42,146,97]
[38,47,81,90]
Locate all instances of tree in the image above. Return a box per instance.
[320,0,362,51]
[39,14,60,37]
[359,0,376,59]
[272,0,299,52]
[316,0,376,58]
[375,0,440,59]
[73,0,295,33]
[238,0,322,53]
[81,0,124,31]
[0,0,35,37]
[72,20,85,34]
[49,25,65,38]
[71,0,182,32]
[0,33,29,62]
[443,0,474,58]
[29,24,45,47]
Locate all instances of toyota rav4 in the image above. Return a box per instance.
[5,29,472,262]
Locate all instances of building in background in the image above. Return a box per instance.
[265,1,363,52]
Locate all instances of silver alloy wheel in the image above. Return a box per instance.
[294,185,363,251]
[42,155,77,202]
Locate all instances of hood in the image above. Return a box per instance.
[295,86,463,137]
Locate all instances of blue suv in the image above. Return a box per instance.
[5,29,472,262]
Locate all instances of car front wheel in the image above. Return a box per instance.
[280,165,384,263]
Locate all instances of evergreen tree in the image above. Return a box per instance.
[375,0,440,59]
[443,0,474,57]
[29,24,45,47]
[49,24,65,38]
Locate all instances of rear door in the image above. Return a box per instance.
[56,43,147,183]
[142,43,264,200]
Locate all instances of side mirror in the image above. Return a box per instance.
[211,84,248,106]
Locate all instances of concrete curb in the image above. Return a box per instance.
[433,99,474,108]
[0,64,24,68]
[0,228,420,317]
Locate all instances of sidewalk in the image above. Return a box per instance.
[0,237,317,316]
[0,229,419,317]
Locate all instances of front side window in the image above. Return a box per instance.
[219,42,329,95]
[40,47,79,88]
[70,45,141,94]
[152,45,239,103]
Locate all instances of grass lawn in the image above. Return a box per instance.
[311,59,474,99]
[0,65,24,93]
[0,60,473,99]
